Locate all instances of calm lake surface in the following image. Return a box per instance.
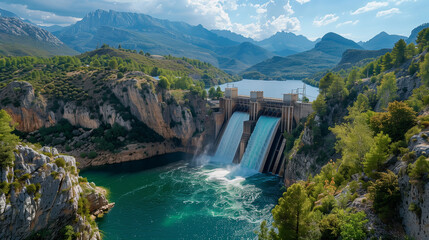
[81,154,283,240]
[216,79,319,101]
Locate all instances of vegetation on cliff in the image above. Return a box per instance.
[259,27,429,240]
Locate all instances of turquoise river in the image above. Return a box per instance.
[81,153,283,239]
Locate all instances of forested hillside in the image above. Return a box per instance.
[258,27,429,240]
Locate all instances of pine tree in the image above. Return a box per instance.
[391,39,407,67]
[363,132,391,176]
[377,72,398,109]
[271,183,312,240]
[0,110,19,167]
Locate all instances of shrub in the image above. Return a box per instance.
[409,156,429,182]
[80,152,88,158]
[117,72,124,79]
[55,158,66,168]
[26,184,37,195]
[88,151,98,159]
[368,171,401,222]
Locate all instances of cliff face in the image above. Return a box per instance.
[0,145,113,239]
[0,75,210,167]
[398,130,429,239]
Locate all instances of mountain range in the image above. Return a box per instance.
[0,16,76,56]
[0,7,427,79]
[243,32,364,79]
[359,31,406,50]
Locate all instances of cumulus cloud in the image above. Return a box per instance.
[336,20,359,28]
[351,1,389,15]
[284,1,294,15]
[295,0,310,4]
[376,7,401,17]
[0,2,81,26]
[313,14,339,27]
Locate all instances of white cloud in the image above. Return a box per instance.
[0,3,81,26]
[336,20,359,28]
[391,0,417,5]
[376,8,401,17]
[351,1,389,15]
[295,0,310,4]
[313,14,339,27]
[284,1,294,15]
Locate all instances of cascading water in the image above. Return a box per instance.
[215,112,249,163]
[240,116,280,171]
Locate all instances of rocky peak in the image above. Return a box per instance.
[0,17,63,45]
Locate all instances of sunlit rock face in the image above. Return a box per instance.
[0,145,112,240]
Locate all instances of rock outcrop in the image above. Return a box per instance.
[0,145,113,239]
[398,130,429,240]
[0,76,210,167]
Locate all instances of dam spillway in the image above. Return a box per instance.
[239,116,280,171]
[215,112,249,163]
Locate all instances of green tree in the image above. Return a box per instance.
[208,87,216,99]
[381,52,393,72]
[319,72,335,95]
[331,112,374,173]
[368,170,401,222]
[338,210,368,240]
[150,67,160,76]
[312,94,327,116]
[377,72,398,109]
[215,86,223,99]
[370,101,417,142]
[419,54,429,86]
[108,59,118,70]
[346,69,359,89]
[90,59,101,68]
[363,132,391,176]
[158,76,170,90]
[271,183,312,240]
[409,156,429,181]
[327,75,348,101]
[416,27,429,51]
[0,110,19,167]
[406,43,417,59]
[391,39,407,67]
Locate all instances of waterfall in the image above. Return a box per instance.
[215,112,249,163]
[240,116,280,171]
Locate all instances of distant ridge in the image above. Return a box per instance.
[256,31,315,56]
[0,16,77,57]
[360,31,406,50]
[54,9,273,73]
[407,23,429,43]
[243,32,362,79]
[333,48,391,71]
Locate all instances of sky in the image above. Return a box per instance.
[0,0,426,42]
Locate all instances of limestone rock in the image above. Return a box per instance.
[0,145,112,240]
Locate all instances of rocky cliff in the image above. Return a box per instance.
[398,129,429,239]
[0,145,113,239]
[0,72,211,167]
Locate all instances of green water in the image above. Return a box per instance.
[81,153,283,240]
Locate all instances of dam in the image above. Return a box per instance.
[213,87,313,177]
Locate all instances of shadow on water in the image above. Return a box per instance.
[80,152,193,175]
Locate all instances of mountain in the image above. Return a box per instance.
[41,24,65,32]
[407,23,429,43]
[54,10,272,73]
[244,32,363,79]
[215,42,274,73]
[360,31,406,50]
[211,29,256,44]
[256,31,315,56]
[333,48,391,71]
[0,17,77,56]
[0,8,18,18]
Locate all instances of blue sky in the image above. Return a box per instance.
[0,0,426,41]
